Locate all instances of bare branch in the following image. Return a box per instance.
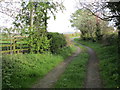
[82,7,112,21]
[76,1,119,21]
[0,1,22,18]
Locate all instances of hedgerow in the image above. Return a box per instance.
[47,32,67,53]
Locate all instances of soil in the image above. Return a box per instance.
[84,45,102,88]
[32,46,81,88]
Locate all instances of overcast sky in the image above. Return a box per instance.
[0,0,78,33]
[48,0,77,33]
[0,0,116,33]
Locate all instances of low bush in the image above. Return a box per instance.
[26,32,50,53]
[102,33,118,45]
[47,32,67,53]
[56,46,76,58]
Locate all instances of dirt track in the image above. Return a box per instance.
[32,42,102,88]
[84,45,102,88]
[32,46,81,88]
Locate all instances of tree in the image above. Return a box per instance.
[106,2,120,84]
[13,0,64,53]
[13,0,64,32]
[76,0,120,53]
[70,8,111,42]
[76,1,120,40]
[70,9,99,41]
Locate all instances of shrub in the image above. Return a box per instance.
[47,32,67,53]
[102,34,118,45]
[56,46,76,58]
[26,31,50,53]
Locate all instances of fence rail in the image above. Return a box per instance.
[1,49,29,54]
[0,37,29,54]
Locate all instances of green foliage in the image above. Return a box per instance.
[13,1,64,32]
[107,3,120,57]
[75,38,119,88]
[47,32,67,53]
[2,53,62,88]
[26,30,50,53]
[2,46,76,88]
[12,1,65,54]
[70,9,110,41]
[95,23,103,41]
[70,9,96,40]
[102,33,118,45]
[55,45,89,88]
[56,46,76,58]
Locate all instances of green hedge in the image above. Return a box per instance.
[47,32,67,53]
[26,31,50,53]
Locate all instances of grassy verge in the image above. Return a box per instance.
[75,38,119,88]
[2,46,76,88]
[54,43,89,88]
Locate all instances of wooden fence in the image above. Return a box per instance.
[0,36,29,54]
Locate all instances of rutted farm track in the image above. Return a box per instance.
[32,43,102,88]
[84,45,102,88]
[32,46,81,88]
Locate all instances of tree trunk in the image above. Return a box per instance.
[30,1,33,30]
[44,9,47,32]
[29,0,33,53]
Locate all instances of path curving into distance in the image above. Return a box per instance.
[82,44,102,88]
[32,46,81,88]
[32,39,102,88]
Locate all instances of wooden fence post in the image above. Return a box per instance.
[10,38,13,54]
[17,40,20,54]
[13,38,16,54]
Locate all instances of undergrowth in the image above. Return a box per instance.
[2,46,76,88]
